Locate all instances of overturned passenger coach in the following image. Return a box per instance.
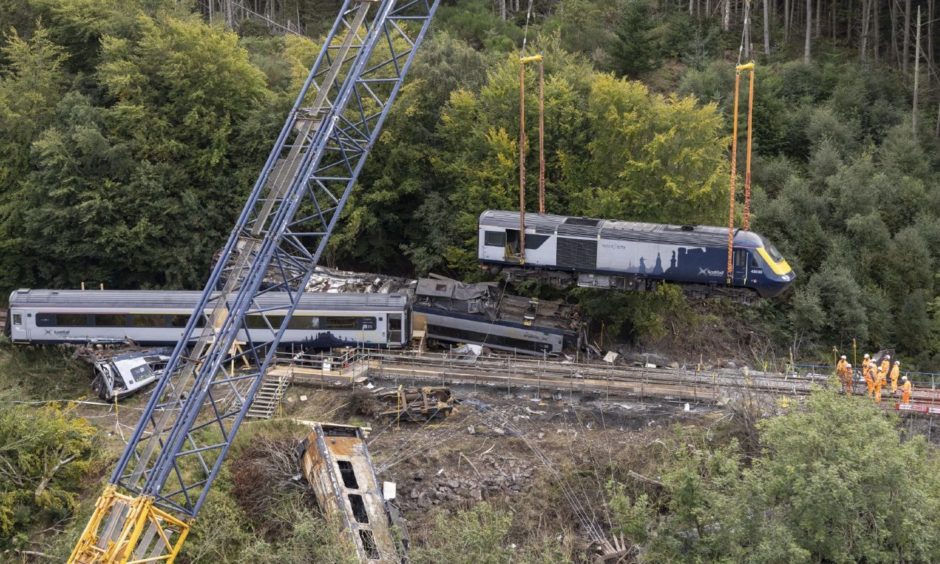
[478,210,795,298]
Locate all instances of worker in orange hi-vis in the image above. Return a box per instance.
[836,354,847,375]
[901,375,912,405]
[890,360,901,394]
[880,355,891,377]
[862,353,871,374]
[873,368,885,403]
[842,363,854,395]
[863,361,876,398]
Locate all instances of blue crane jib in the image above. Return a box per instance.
[68,1,440,562]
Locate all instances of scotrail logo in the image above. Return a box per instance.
[699,268,725,277]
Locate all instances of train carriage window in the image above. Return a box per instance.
[525,234,549,250]
[36,313,55,327]
[12,314,21,326]
[58,314,93,327]
[168,314,206,328]
[93,314,128,327]
[131,314,168,328]
[286,315,319,330]
[484,230,506,247]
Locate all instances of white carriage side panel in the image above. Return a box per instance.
[521,232,558,267]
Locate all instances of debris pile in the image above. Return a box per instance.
[403,451,536,510]
[306,266,415,294]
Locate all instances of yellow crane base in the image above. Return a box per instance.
[69,485,190,564]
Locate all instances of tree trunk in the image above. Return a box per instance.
[764,0,772,55]
[784,0,790,41]
[723,0,731,32]
[804,0,812,63]
[891,0,899,66]
[500,0,506,21]
[913,6,921,135]
[860,0,870,61]
[815,0,821,37]
[847,0,853,42]
[929,0,935,90]
[903,0,911,74]
[873,0,880,62]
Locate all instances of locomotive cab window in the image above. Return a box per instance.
[484,230,506,247]
[12,314,21,326]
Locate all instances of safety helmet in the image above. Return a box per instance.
[903,375,908,380]
[846,363,852,368]
[841,355,847,359]
[896,360,901,365]
[864,353,870,358]
[886,355,891,359]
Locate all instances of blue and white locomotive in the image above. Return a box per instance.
[478,210,795,298]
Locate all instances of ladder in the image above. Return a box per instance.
[246,371,292,419]
[69,1,439,562]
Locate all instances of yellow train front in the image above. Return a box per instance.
[478,211,795,298]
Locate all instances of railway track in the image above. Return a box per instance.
[273,350,940,410]
[275,350,829,404]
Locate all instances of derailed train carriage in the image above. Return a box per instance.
[6,289,412,349]
[478,210,795,298]
[6,284,577,356]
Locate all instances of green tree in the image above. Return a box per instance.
[609,0,658,78]
[0,404,99,547]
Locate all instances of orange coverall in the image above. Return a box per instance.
[874,370,885,403]
[890,365,900,393]
[864,364,876,397]
[901,379,912,405]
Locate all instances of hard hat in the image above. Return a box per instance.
[903,375,908,380]
[864,353,870,358]
[841,355,847,359]
[846,363,852,368]
[886,355,891,359]
[896,360,900,365]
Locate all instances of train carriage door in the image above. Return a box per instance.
[388,314,402,346]
[732,248,749,286]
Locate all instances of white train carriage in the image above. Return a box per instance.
[7,289,410,349]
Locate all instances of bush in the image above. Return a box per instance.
[0,404,100,548]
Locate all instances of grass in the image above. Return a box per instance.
[0,343,91,402]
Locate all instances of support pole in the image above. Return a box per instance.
[743,63,755,231]
[517,54,543,259]
[726,68,742,286]
[518,59,527,259]
[538,59,546,215]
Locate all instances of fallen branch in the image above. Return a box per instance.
[14,549,54,560]
[628,470,665,489]
[459,452,482,478]
[35,454,77,499]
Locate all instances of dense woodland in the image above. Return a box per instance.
[3,2,940,561]
[1,0,939,365]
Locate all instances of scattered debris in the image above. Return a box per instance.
[372,387,455,423]
[90,349,172,401]
[299,423,408,563]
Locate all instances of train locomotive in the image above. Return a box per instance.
[478,210,795,298]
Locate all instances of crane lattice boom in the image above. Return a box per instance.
[69,1,439,561]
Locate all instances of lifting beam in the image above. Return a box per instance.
[725,61,755,286]
[516,53,544,261]
[68,1,439,562]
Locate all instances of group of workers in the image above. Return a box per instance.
[836,353,912,404]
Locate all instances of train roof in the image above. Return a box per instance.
[479,210,765,247]
[9,289,410,311]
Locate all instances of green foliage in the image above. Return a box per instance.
[0,404,100,547]
[609,390,940,562]
[609,0,658,78]
[411,502,567,564]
